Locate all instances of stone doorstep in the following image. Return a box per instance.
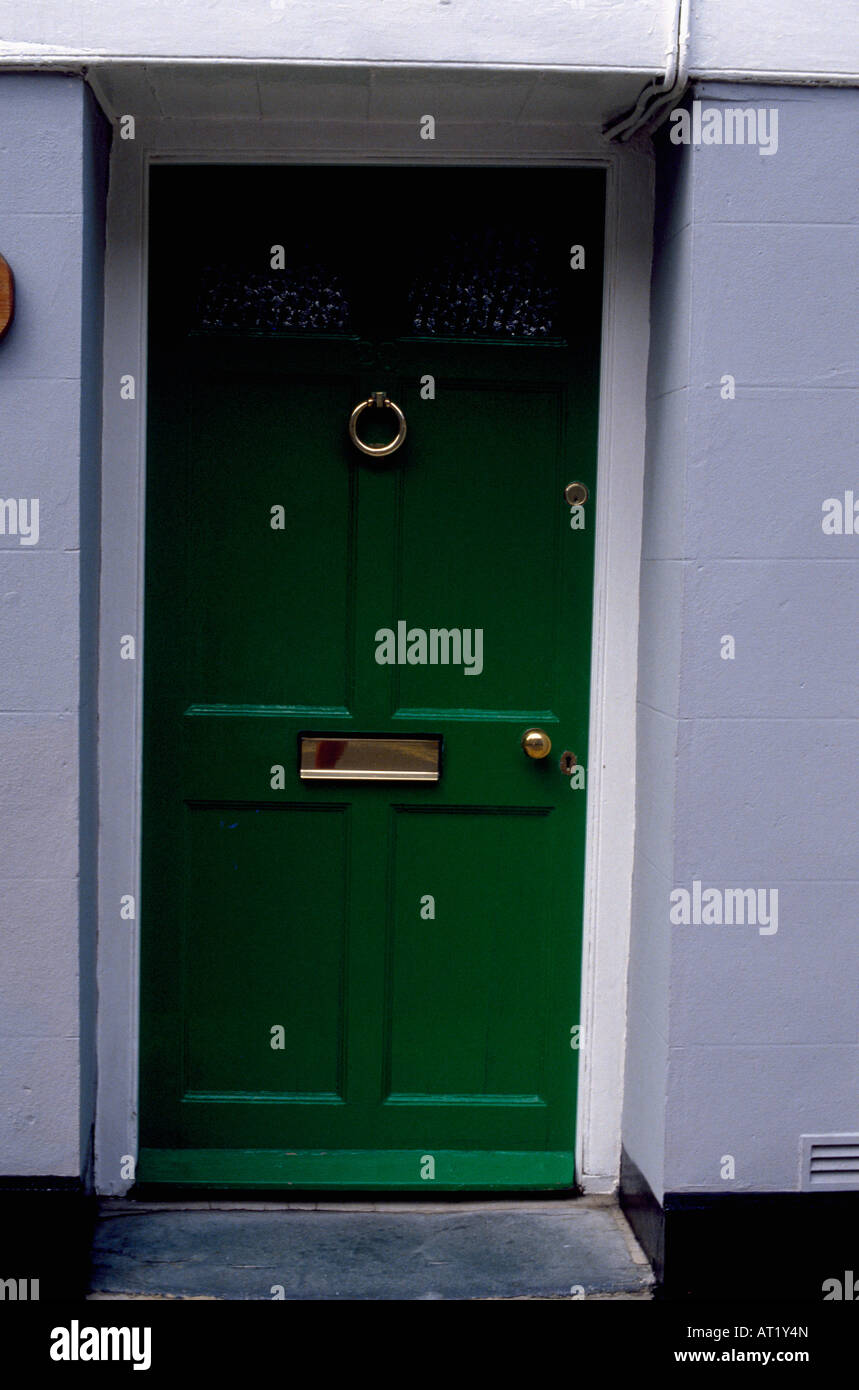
[88,1196,655,1301]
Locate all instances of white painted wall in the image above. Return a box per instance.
[625,82,859,1201]
[0,1,668,71]
[0,1,856,82]
[0,74,105,1180]
[692,2,859,80]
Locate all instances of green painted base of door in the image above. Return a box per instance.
[139,166,605,1190]
[137,1149,575,1189]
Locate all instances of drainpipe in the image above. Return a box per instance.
[605,0,690,141]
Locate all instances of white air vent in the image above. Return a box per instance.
[801,1135,859,1191]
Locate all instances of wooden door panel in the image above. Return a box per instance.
[392,380,564,714]
[188,370,356,709]
[181,803,349,1101]
[385,806,557,1103]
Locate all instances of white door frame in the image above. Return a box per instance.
[93,102,653,1195]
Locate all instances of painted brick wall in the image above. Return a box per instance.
[0,74,106,1178]
[625,82,859,1198]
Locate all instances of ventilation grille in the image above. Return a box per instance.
[801,1135,859,1191]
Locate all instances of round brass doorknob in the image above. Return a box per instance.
[522,728,552,759]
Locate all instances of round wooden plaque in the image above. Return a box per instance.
[0,255,14,341]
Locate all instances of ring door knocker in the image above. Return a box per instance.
[348,390,407,458]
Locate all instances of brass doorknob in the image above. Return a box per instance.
[522,728,552,759]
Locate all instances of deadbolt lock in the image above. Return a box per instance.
[559,750,577,775]
[564,481,588,507]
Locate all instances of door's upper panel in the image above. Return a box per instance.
[154,165,605,350]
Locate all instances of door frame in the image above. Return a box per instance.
[93,105,653,1196]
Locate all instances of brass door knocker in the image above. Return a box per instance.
[348,391,407,457]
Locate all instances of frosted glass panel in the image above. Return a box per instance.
[194,260,351,332]
[406,229,561,339]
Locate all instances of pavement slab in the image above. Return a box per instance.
[89,1198,653,1301]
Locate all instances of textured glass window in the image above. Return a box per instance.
[405,229,561,340]
[188,228,563,339]
[193,259,351,333]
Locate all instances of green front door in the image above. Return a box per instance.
[138,166,605,1188]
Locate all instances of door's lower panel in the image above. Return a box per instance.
[136,1148,576,1189]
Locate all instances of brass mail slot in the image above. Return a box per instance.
[299,733,443,782]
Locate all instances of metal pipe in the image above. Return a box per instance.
[604,0,689,142]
